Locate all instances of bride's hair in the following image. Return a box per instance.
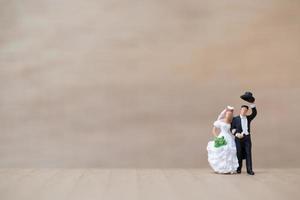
[225,110,233,123]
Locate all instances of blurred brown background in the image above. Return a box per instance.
[0,0,299,168]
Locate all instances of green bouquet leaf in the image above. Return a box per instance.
[214,136,227,148]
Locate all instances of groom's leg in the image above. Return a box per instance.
[244,135,253,173]
[235,139,243,172]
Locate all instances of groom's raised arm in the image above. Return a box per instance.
[248,104,257,121]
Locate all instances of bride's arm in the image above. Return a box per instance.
[212,120,221,137]
[212,127,220,137]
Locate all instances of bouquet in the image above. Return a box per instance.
[214,136,227,148]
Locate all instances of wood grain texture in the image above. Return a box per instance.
[0,168,299,200]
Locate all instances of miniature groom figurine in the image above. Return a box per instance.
[231,92,257,175]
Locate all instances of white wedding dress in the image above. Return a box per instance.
[207,110,239,173]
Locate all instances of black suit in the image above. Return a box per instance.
[231,106,257,173]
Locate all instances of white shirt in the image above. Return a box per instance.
[240,104,256,135]
[240,115,249,135]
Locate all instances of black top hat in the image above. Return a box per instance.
[240,92,255,103]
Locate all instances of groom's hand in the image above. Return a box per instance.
[236,133,244,139]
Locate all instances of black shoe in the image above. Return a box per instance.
[236,169,241,174]
[247,171,255,175]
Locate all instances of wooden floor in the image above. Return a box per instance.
[0,168,299,200]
